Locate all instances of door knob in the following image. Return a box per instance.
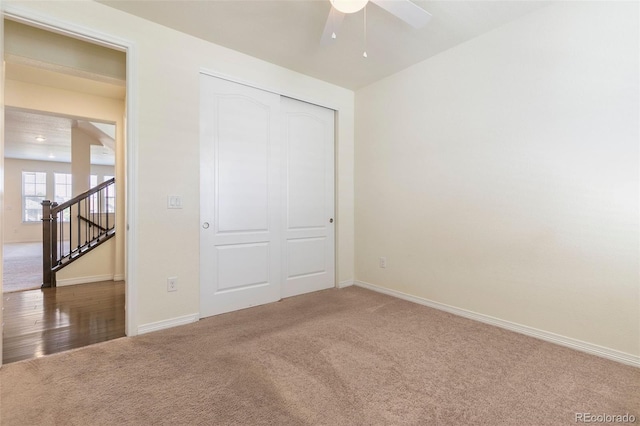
[329,218,334,223]
[202,222,210,229]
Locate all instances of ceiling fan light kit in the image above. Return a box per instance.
[330,0,369,14]
[322,0,433,54]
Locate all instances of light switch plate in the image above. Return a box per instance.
[167,195,183,209]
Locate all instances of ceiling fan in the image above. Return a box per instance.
[321,0,432,45]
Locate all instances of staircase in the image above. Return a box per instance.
[41,178,116,288]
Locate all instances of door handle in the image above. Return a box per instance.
[202,222,210,229]
[329,218,334,223]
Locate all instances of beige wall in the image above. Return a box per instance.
[56,238,116,286]
[4,19,126,82]
[3,158,114,243]
[355,2,639,357]
[3,0,355,331]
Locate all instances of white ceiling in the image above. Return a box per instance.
[100,0,550,89]
[4,108,116,166]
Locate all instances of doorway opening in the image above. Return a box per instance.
[2,18,129,364]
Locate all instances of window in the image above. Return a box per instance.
[54,173,73,222]
[54,173,73,204]
[88,175,114,213]
[23,172,47,222]
[90,175,98,213]
[104,176,115,213]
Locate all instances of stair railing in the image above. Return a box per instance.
[42,178,116,288]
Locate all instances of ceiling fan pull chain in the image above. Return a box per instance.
[363,5,368,58]
[332,7,337,39]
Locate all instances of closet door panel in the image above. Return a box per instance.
[200,75,281,318]
[281,97,335,298]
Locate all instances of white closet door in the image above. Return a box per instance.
[281,97,335,298]
[200,75,282,318]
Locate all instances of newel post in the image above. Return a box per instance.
[42,200,52,288]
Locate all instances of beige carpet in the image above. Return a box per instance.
[3,242,42,293]
[1,286,638,425]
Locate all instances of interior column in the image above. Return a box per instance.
[71,125,93,196]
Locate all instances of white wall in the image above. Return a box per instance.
[3,158,114,243]
[3,0,355,331]
[355,2,639,358]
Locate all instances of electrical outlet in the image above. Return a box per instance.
[379,257,387,268]
[167,277,178,292]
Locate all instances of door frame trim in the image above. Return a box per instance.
[3,4,140,337]
[199,68,340,116]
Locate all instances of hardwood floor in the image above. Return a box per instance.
[2,280,125,364]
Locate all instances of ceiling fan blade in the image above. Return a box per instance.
[320,7,345,45]
[370,0,432,28]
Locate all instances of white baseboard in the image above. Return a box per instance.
[137,314,199,335]
[113,274,125,281]
[338,279,354,288]
[354,280,640,368]
[57,274,115,287]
